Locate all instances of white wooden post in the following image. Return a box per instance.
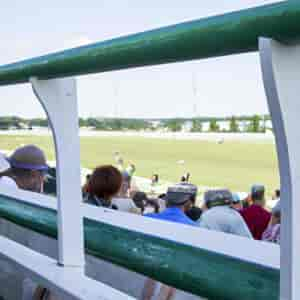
[259,38,300,300]
[30,77,85,269]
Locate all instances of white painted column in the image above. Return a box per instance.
[259,38,300,300]
[30,77,85,269]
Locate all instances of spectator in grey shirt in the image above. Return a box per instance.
[199,189,252,238]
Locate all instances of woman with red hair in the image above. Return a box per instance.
[84,165,122,209]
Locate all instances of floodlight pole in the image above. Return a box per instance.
[259,38,300,300]
[30,77,85,270]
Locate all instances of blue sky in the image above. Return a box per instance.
[0,0,282,118]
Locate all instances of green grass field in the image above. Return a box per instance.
[0,134,279,194]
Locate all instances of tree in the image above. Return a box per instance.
[247,115,261,132]
[164,119,183,132]
[191,119,202,132]
[229,116,239,132]
[209,119,219,132]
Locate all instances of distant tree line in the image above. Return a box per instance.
[0,116,49,130]
[0,115,270,133]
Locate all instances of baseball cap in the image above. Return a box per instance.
[165,183,198,206]
[251,184,265,199]
[204,189,233,208]
[251,184,265,195]
[0,152,10,172]
[8,145,49,171]
[232,193,241,203]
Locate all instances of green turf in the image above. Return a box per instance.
[0,134,279,194]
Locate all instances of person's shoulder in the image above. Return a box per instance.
[184,217,197,226]
[262,206,271,215]
[0,176,18,189]
[240,206,250,213]
[144,212,159,219]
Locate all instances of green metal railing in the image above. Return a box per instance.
[0,194,279,300]
[0,1,300,85]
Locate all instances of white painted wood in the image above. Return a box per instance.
[259,38,300,300]
[0,187,280,270]
[0,234,134,300]
[30,77,84,268]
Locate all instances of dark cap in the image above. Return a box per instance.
[251,184,265,200]
[204,189,233,208]
[8,145,48,171]
[251,184,265,195]
[165,183,198,206]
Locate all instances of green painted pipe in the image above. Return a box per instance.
[0,1,300,86]
[0,194,279,300]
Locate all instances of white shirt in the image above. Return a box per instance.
[199,206,252,238]
[0,152,10,172]
[0,176,18,189]
[267,197,280,209]
[112,197,140,214]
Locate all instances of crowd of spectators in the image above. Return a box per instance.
[0,145,281,300]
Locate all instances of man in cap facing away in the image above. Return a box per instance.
[141,184,197,300]
[240,184,271,240]
[199,189,252,238]
[145,183,197,225]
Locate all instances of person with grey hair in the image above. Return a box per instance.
[262,201,281,244]
[199,189,252,238]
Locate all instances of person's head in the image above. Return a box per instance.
[3,145,48,193]
[132,191,148,212]
[204,189,233,210]
[231,193,242,210]
[273,189,280,200]
[251,184,265,205]
[126,164,136,177]
[181,173,190,183]
[89,165,122,201]
[165,183,197,212]
[151,174,159,183]
[185,206,202,221]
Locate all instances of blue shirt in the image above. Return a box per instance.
[145,207,196,226]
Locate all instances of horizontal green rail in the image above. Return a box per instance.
[0,1,300,86]
[0,194,279,300]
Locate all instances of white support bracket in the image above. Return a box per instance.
[259,38,300,300]
[30,77,85,269]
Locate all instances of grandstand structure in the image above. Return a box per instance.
[0,1,299,299]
